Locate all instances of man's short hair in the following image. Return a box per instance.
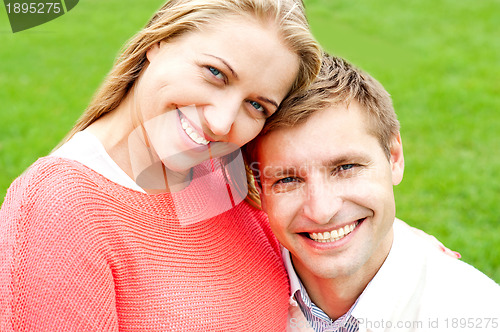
[259,53,400,159]
[243,54,401,204]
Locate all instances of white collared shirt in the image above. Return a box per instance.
[283,247,359,332]
[51,130,146,192]
[285,220,500,332]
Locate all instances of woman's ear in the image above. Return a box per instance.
[390,132,405,185]
[146,41,162,63]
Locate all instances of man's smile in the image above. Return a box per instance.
[305,218,365,243]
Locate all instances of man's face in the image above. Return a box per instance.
[257,101,404,282]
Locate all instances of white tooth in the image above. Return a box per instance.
[323,232,331,240]
[318,233,324,240]
[344,225,350,234]
[350,224,355,232]
[188,132,199,141]
[338,234,345,240]
[310,233,318,240]
[182,121,188,130]
[338,228,344,237]
[186,127,193,135]
[331,229,338,238]
[192,132,209,145]
[190,131,200,139]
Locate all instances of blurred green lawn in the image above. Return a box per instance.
[1,0,498,283]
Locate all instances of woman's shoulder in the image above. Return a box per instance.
[9,156,103,200]
[1,157,113,225]
[29,155,98,180]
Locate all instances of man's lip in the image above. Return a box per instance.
[177,109,215,142]
[299,217,367,234]
[299,218,365,246]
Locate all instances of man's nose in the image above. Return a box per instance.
[301,181,343,225]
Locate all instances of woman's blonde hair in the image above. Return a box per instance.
[62,0,322,142]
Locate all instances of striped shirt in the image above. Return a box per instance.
[283,248,359,332]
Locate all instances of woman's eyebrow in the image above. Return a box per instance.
[256,96,278,109]
[203,53,279,108]
[203,53,238,79]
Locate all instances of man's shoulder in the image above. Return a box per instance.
[424,245,499,309]
[396,221,497,284]
[394,222,500,316]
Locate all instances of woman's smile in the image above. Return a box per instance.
[179,112,210,146]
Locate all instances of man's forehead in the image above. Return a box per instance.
[259,152,369,171]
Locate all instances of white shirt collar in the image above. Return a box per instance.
[51,130,146,193]
[282,246,302,307]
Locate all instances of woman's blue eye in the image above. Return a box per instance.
[208,66,224,79]
[249,100,264,113]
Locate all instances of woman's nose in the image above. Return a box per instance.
[203,99,241,137]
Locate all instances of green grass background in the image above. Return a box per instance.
[1,0,498,283]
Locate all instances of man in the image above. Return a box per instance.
[246,55,500,331]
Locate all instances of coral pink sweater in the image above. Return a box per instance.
[0,157,289,331]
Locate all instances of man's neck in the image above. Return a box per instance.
[294,229,394,320]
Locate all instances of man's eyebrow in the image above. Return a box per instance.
[203,53,238,79]
[325,154,369,166]
[262,166,298,178]
[325,157,350,167]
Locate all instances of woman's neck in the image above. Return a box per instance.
[85,98,192,194]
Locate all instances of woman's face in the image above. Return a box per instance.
[132,15,300,173]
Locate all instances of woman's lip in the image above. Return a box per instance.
[175,109,210,151]
[177,109,215,142]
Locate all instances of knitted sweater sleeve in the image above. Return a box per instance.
[0,162,119,332]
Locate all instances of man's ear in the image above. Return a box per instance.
[146,41,162,63]
[390,132,405,185]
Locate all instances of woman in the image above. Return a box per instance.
[0,0,322,331]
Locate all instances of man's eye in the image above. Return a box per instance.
[266,176,301,194]
[340,164,355,171]
[275,177,296,185]
[333,164,362,177]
